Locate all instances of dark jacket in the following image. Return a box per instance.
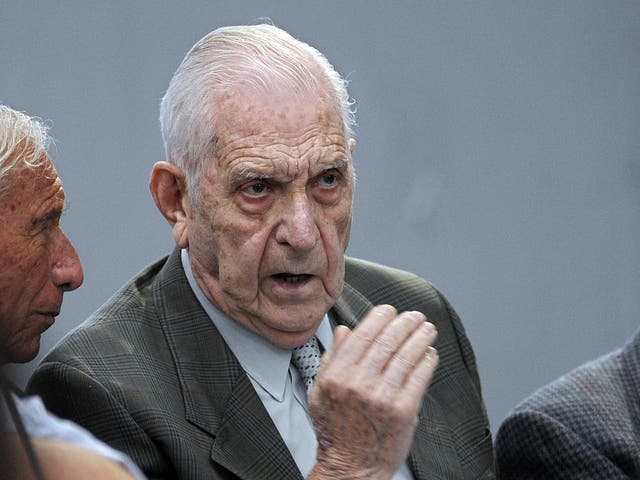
[496,328,640,479]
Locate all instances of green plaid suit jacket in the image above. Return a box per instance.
[27,249,494,479]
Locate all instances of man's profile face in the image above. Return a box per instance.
[187,87,355,348]
[0,152,83,363]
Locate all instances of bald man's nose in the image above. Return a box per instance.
[275,197,320,251]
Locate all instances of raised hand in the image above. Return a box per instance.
[308,305,438,480]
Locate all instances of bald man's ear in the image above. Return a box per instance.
[149,161,190,248]
[348,138,356,156]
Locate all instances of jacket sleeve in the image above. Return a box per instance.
[434,288,495,479]
[27,361,172,480]
[496,408,632,480]
[434,289,485,401]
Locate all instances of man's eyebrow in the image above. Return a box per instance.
[229,158,349,186]
[32,206,63,226]
[320,158,348,171]
[229,167,274,186]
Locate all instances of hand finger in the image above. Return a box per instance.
[360,311,426,373]
[402,346,439,405]
[381,321,437,388]
[329,305,397,366]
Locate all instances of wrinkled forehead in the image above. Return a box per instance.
[214,85,343,140]
[211,91,348,178]
[1,149,57,194]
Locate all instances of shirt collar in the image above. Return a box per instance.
[181,249,333,401]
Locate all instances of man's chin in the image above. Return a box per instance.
[256,310,329,349]
[227,293,336,348]
[7,338,41,364]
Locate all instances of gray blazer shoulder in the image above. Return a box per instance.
[341,257,494,478]
[343,257,484,394]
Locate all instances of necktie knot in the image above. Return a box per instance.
[291,336,321,392]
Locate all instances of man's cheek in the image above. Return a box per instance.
[334,215,352,247]
[218,251,257,289]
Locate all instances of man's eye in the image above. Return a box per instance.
[320,173,338,187]
[243,182,268,196]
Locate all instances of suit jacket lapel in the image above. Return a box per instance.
[334,279,461,480]
[152,249,302,479]
[331,281,373,329]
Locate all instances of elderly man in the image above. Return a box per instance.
[0,104,145,480]
[28,25,494,479]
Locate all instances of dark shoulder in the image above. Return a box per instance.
[510,348,625,419]
[345,256,425,284]
[91,256,167,320]
[342,257,466,375]
[344,256,441,310]
[496,347,640,477]
[496,347,631,457]
[39,255,169,365]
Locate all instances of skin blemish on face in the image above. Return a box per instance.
[208,136,219,162]
[12,177,28,192]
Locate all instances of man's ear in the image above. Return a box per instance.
[348,138,356,156]
[149,161,191,248]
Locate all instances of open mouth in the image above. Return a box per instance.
[273,273,312,283]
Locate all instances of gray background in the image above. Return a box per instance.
[2,1,639,434]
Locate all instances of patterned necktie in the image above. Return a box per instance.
[291,336,322,392]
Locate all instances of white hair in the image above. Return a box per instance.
[0,105,51,197]
[159,24,356,206]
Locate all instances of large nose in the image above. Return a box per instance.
[274,193,320,251]
[51,229,84,291]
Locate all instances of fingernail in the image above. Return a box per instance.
[405,311,425,323]
[376,304,396,315]
[422,322,436,334]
